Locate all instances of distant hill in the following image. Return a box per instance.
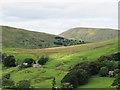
[59,27,118,42]
[2,26,59,48]
[2,26,84,49]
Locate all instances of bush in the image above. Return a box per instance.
[3,55,16,67]
[71,61,100,76]
[61,69,89,88]
[3,74,10,79]
[2,53,7,60]
[0,52,1,62]
[16,80,31,88]
[100,60,118,71]
[2,78,15,88]
[112,73,120,89]
[109,52,120,61]
[38,55,49,65]
[87,61,100,75]
[98,56,110,62]
[99,67,108,77]
[114,69,120,76]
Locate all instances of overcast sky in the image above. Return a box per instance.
[0,0,119,34]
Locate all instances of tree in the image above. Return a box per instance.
[16,80,31,88]
[112,73,120,90]
[0,52,1,62]
[52,77,57,90]
[98,56,110,62]
[61,69,89,88]
[2,53,7,60]
[38,55,49,65]
[3,55,16,67]
[87,61,100,75]
[99,67,108,77]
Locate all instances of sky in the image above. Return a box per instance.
[0,0,119,35]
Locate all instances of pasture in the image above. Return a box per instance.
[2,38,118,88]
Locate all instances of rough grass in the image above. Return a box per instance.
[2,26,57,48]
[59,27,118,42]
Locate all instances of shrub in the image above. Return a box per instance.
[87,61,100,75]
[0,52,1,62]
[112,73,120,89]
[100,60,118,71]
[114,69,120,76]
[71,61,100,76]
[3,55,16,67]
[109,52,120,61]
[99,67,108,77]
[98,56,110,62]
[2,53,7,60]
[3,74,11,79]
[38,55,49,65]
[2,78,15,88]
[61,69,89,88]
[16,80,31,88]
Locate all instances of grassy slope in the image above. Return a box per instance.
[2,38,119,88]
[2,26,57,48]
[77,75,115,89]
[59,27,118,42]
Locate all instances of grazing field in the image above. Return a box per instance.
[77,75,115,89]
[2,38,119,88]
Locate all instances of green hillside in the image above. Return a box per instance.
[2,26,58,49]
[2,38,119,89]
[2,26,85,49]
[59,27,118,42]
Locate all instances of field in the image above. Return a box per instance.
[2,38,119,88]
[78,75,115,89]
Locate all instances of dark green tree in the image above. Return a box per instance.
[112,73,120,90]
[38,55,49,65]
[3,55,16,67]
[52,77,56,90]
[99,67,108,77]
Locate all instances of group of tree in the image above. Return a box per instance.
[2,53,49,69]
[2,53,50,89]
[54,36,85,46]
[2,73,31,89]
[61,52,120,89]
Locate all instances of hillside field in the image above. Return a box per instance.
[2,38,119,89]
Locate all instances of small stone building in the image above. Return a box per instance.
[32,64,42,68]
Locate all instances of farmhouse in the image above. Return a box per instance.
[108,71,114,77]
[32,64,42,68]
[23,63,28,66]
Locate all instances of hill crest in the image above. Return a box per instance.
[59,27,118,42]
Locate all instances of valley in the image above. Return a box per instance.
[1,26,119,89]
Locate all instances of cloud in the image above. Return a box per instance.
[0,0,118,34]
